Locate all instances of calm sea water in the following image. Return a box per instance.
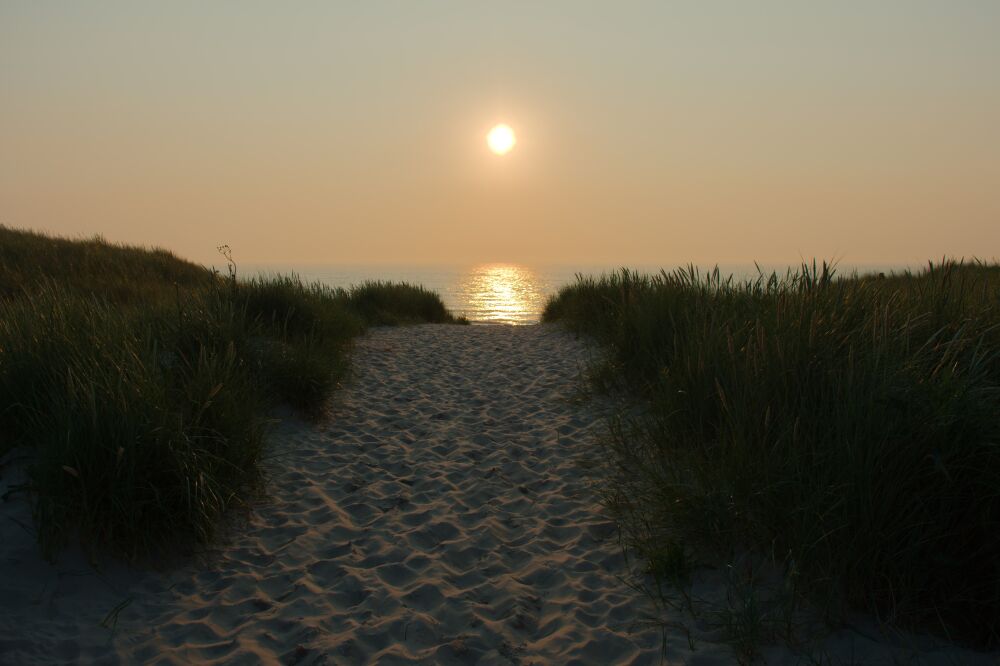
[243,263,912,325]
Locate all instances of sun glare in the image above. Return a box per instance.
[487,124,516,155]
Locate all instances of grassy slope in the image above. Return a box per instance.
[0,226,213,301]
[0,226,461,559]
[544,261,1000,649]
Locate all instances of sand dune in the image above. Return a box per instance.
[1,324,994,664]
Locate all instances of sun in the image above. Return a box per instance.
[487,123,516,155]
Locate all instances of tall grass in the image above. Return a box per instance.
[0,226,461,559]
[544,261,1000,648]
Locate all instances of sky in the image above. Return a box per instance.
[2,1,998,266]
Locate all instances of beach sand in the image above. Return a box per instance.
[1,325,995,664]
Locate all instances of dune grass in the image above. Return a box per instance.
[0,226,461,560]
[544,261,1000,649]
[0,225,213,302]
[347,280,469,325]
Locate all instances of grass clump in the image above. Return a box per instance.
[0,226,459,560]
[544,261,1000,649]
[347,280,468,325]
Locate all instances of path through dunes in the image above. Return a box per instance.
[5,324,996,664]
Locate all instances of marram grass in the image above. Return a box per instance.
[0,226,462,560]
[544,261,1000,648]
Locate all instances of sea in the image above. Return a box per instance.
[242,262,915,325]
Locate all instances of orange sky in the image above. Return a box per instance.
[2,3,998,266]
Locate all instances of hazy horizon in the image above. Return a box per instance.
[238,260,929,326]
[3,2,998,266]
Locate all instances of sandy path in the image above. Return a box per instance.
[2,324,680,664]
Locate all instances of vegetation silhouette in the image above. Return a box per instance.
[0,226,462,560]
[545,260,1000,649]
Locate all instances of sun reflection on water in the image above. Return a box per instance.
[458,264,545,325]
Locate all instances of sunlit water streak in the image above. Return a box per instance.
[243,262,913,325]
[455,264,545,324]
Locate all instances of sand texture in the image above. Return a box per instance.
[1,324,996,664]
